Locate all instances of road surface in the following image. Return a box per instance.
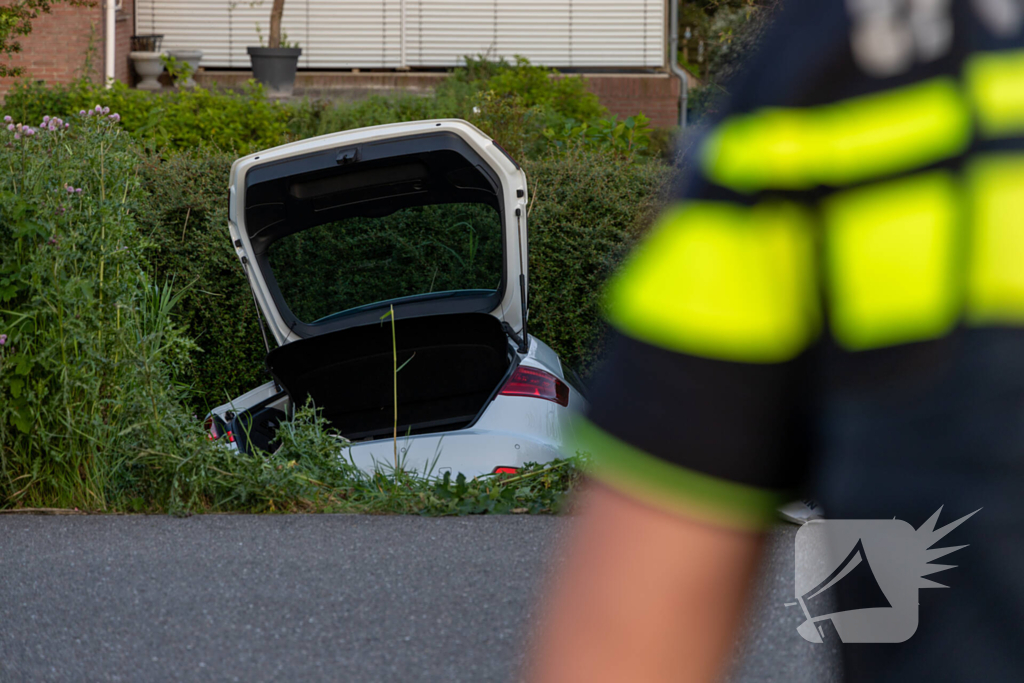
[0,515,839,682]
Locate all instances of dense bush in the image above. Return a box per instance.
[679,0,784,120]
[453,56,605,123]
[0,111,590,513]
[0,109,209,509]
[133,150,269,409]
[6,56,656,160]
[524,147,670,375]
[269,203,503,323]
[287,56,651,160]
[4,79,291,154]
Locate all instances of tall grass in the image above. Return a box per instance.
[0,109,207,510]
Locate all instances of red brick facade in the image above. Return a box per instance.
[583,73,681,128]
[0,0,135,99]
[114,0,134,83]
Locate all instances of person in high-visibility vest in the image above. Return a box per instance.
[529,1,1024,680]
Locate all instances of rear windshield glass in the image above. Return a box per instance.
[267,202,502,324]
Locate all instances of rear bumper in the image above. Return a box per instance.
[345,388,585,479]
[346,428,566,479]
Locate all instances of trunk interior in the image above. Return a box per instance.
[265,313,513,440]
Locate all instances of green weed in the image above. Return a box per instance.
[129,398,588,516]
[0,108,211,510]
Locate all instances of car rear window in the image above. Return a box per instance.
[266,201,502,324]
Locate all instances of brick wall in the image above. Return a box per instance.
[582,73,681,129]
[116,0,135,84]
[0,0,135,99]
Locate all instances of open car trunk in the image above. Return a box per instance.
[228,120,529,443]
[266,313,513,440]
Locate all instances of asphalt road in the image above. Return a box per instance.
[0,515,840,682]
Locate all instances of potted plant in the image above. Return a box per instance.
[247,0,301,97]
[167,49,203,88]
[129,34,165,91]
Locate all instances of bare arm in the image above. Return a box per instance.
[527,483,764,683]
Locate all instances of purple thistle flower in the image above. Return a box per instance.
[3,115,10,123]
[94,104,102,113]
[24,127,35,136]
[42,115,50,124]
[75,188,82,194]
[13,133,20,140]
[0,334,7,346]
[108,113,120,123]
[65,184,75,194]
[101,106,110,115]
[79,110,87,117]
[6,124,13,132]
[48,236,58,245]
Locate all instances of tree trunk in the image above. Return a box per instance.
[268,0,285,49]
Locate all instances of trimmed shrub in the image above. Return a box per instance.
[133,150,268,410]
[4,79,290,154]
[6,57,657,161]
[524,147,671,375]
[286,57,651,160]
[269,203,503,324]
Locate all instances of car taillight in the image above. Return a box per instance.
[499,366,570,407]
[494,466,518,475]
[204,416,219,440]
[204,415,228,441]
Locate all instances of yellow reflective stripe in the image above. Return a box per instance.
[605,201,819,364]
[823,172,962,351]
[702,77,971,193]
[964,50,1024,138]
[966,155,1024,324]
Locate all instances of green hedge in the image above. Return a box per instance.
[4,57,655,159]
[4,80,291,154]
[134,151,269,409]
[524,149,669,375]
[269,203,503,324]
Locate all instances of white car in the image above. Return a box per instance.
[205,119,587,478]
